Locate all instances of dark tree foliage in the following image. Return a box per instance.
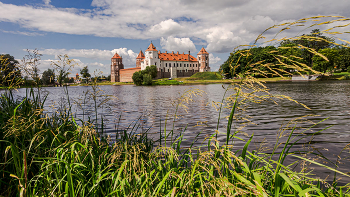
[0,54,21,87]
[132,71,143,86]
[80,66,91,79]
[280,29,334,67]
[219,46,278,78]
[335,46,350,71]
[132,65,157,85]
[42,69,55,85]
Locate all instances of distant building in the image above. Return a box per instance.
[111,43,210,82]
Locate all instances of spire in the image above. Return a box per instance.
[136,50,145,59]
[146,43,157,51]
[112,53,122,59]
[197,47,209,55]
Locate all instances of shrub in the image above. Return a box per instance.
[142,74,153,85]
[132,71,143,85]
[347,66,350,73]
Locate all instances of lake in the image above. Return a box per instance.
[10,80,350,183]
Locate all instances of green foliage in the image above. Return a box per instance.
[154,79,182,85]
[142,74,152,85]
[347,66,350,73]
[80,65,91,79]
[0,54,21,87]
[312,48,339,73]
[132,65,157,85]
[51,55,75,86]
[144,65,157,78]
[189,72,222,80]
[132,71,143,85]
[41,68,55,85]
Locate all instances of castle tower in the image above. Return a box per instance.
[136,50,145,68]
[110,53,124,82]
[142,43,160,70]
[197,47,210,72]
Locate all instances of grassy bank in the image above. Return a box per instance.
[0,84,349,196]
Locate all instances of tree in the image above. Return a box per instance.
[132,71,143,85]
[51,55,76,86]
[42,69,55,85]
[282,29,335,67]
[80,66,91,79]
[144,65,157,78]
[132,65,157,85]
[0,54,21,87]
[312,48,339,73]
[335,46,350,71]
[21,49,42,86]
[142,74,152,85]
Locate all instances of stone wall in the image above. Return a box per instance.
[119,67,141,82]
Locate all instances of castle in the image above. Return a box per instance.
[111,43,210,82]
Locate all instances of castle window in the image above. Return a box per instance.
[166,63,167,67]
[190,64,191,67]
[155,62,157,66]
[177,63,178,67]
[180,63,181,67]
[189,64,191,67]
[199,57,201,60]
[186,69,187,72]
[168,69,169,72]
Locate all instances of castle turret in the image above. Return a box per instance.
[197,47,210,72]
[111,53,124,82]
[136,50,145,68]
[142,43,160,70]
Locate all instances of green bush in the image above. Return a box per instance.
[142,74,152,85]
[347,66,350,73]
[132,71,143,85]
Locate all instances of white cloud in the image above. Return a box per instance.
[0,29,44,36]
[2,0,350,53]
[160,36,196,53]
[43,0,51,6]
[206,28,243,53]
[149,19,184,36]
[209,54,221,65]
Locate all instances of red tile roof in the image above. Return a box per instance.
[158,52,198,62]
[145,43,157,51]
[112,53,122,59]
[197,47,209,55]
[136,50,145,59]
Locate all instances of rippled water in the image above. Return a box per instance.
[10,81,350,183]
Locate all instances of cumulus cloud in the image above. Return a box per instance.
[209,54,221,65]
[160,36,196,53]
[206,28,243,53]
[2,0,350,53]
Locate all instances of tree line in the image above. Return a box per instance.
[0,51,110,87]
[220,29,350,79]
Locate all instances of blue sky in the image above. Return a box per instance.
[1,0,350,77]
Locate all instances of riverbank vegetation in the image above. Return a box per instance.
[220,28,350,80]
[1,16,350,196]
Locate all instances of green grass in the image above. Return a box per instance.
[153,79,183,85]
[187,72,223,80]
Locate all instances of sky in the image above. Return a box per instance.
[1,0,350,77]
